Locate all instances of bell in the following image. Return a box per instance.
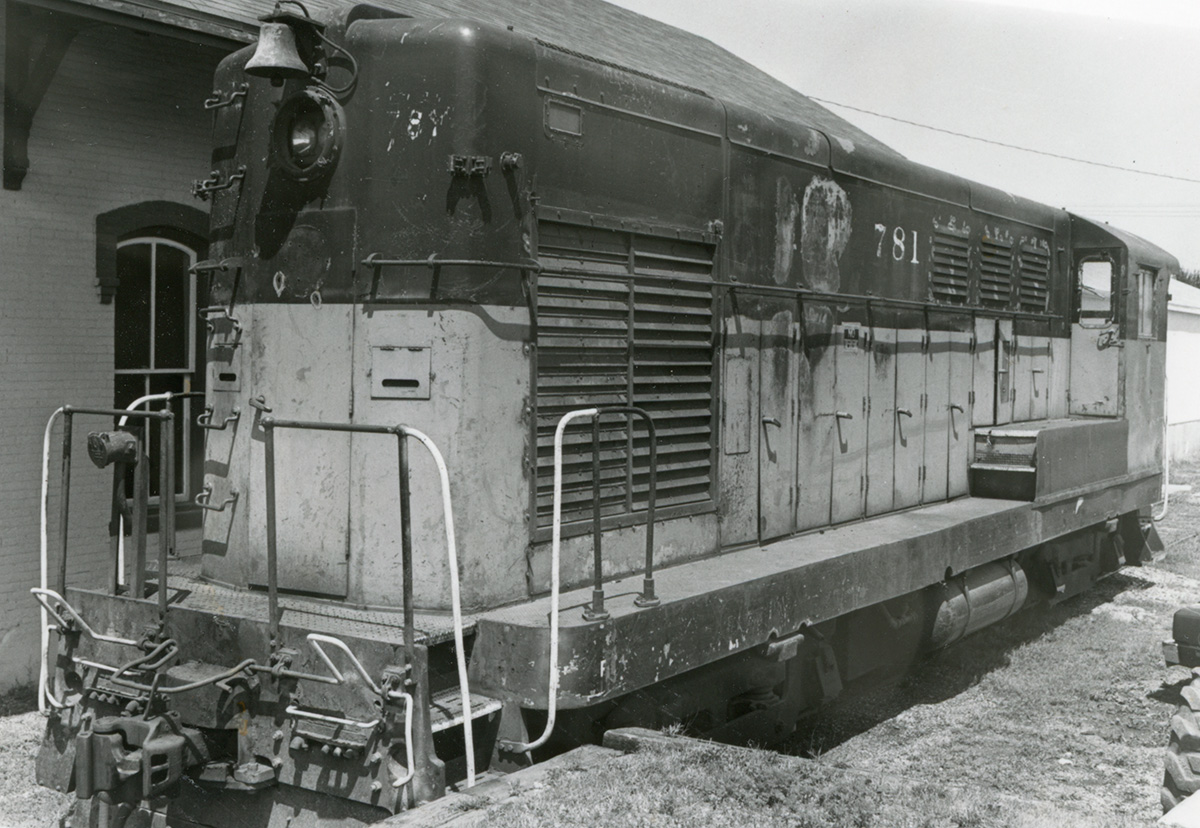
[245,22,310,81]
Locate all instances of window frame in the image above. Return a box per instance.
[1137,266,1158,340]
[113,235,200,507]
[1076,255,1116,329]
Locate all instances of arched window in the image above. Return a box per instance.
[113,235,204,504]
[98,201,209,523]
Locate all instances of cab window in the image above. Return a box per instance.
[1138,268,1157,339]
[1078,259,1114,327]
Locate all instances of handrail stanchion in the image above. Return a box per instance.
[261,418,281,651]
[583,406,661,611]
[132,433,149,599]
[397,433,416,673]
[633,409,660,608]
[157,411,175,626]
[164,411,176,562]
[583,414,609,621]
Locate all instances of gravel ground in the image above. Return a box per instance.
[0,688,69,827]
[807,463,1200,824]
[4,467,1198,826]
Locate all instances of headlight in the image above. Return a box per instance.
[289,110,321,165]
[270,87,345,181]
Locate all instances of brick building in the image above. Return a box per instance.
[0,1,253,689]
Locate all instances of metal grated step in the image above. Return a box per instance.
[429,689,503,733]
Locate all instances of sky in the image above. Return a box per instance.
[606,0,1200,270]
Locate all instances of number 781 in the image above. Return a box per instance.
[875,223,920,265]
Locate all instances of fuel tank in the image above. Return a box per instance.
[929,560,1028,650]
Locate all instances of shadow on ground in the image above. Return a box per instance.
[786,569,1154,757]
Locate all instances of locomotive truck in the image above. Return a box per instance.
[34,2,1176,826]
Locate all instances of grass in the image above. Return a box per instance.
[484,737,1132,828]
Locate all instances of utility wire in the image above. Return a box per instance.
[810,96,1200,185]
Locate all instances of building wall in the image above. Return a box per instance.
[0,20,226,690]
[1167,304,1200,464]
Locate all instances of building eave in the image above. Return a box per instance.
[23,0,255,48]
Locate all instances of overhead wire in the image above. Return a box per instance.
[809,96,1200,185]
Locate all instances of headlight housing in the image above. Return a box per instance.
[270,86,345,182]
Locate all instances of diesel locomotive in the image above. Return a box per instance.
[35,2,1177,825]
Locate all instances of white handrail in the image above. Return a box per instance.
[299,634,414,791]
[399,426,477,787]
[116,392,173,587]
[39,407,65,714]
[306,633,385,695]
[390,691,416,791]
[500,407,598,755]
[31,589,140,648]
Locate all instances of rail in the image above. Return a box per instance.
[361,253,543,273]
[500,406,662,755]
[259,417,477,786]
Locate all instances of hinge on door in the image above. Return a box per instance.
[969,335,976,354]
[969,390,975,404]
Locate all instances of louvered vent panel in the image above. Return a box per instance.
[979,237,1013,308]
[930,228,970,304]
[535,221,715,528]
[1018,245,1050,313]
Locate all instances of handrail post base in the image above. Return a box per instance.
[634,578,661,608]
[409,643,445,806]
[581,589,610,622]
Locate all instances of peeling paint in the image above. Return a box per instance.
[835,136,855,153]
[804,129,822,157]
[800,176,852,292]
[771,177,800,285]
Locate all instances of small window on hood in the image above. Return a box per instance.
[545,99,583,136]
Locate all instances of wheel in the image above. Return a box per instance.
[1163,674,1200,813]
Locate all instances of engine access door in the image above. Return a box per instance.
[758,303,797,542]
[1070,253,1121,416]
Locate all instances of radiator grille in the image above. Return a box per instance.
[979,237,1013,309]
[930,228,971,304]
[535,221,715,528]
[1018,244,1050,313]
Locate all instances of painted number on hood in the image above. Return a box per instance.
[875,223,920,265]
